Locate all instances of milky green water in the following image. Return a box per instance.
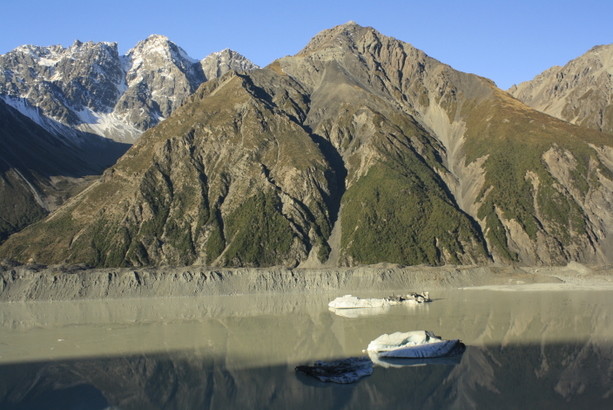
[1,288,612,409]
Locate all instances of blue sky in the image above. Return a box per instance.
[2,0,611,89]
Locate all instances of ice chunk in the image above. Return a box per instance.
[328,292,430,309]
[328,295,390,309]
[366,330,464,359]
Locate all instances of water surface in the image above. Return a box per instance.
[1,288,612,409]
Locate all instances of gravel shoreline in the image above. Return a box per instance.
[2,262,612,302]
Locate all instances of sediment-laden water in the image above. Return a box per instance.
[1,287,612,409]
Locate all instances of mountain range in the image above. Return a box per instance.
[1,22,612,268]
[0,34,257,142]
[0,35,257,240]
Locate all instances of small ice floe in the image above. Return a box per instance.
[328,292,431,309]
[366,330,465,362]
[295,357,374,384]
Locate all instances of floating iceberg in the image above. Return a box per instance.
[328,292,430,309]
[295,357,374,384]
[366,330,465,359]
[295,331,464,383]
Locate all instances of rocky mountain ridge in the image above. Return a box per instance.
[0,35,258,143]
[2,23,613,268]
[509,43,613,134]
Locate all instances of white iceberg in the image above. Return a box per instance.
[366,330,465,359]
[328,292,430,309]
[328,295,390,309]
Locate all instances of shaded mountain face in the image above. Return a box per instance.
[509,44,613,134]
[2,23,613,267]
[0,100,125,241]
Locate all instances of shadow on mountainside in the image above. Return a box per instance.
[305,127,347,232]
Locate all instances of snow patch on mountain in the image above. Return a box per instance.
[75,108,142,143]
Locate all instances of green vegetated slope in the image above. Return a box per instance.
[289,61,489,266]
[2,22,613,267]
[458,89,613,263]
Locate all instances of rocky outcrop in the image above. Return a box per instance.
[201,48,259,81]
[509,44,613,134]
[1,23,612,267]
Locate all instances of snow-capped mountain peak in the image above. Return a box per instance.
[128,34,198,66]
[0,36,257,143]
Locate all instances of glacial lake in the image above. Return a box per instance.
[1,287,612,409]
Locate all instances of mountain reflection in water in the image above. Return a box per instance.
[0,289,612,409]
